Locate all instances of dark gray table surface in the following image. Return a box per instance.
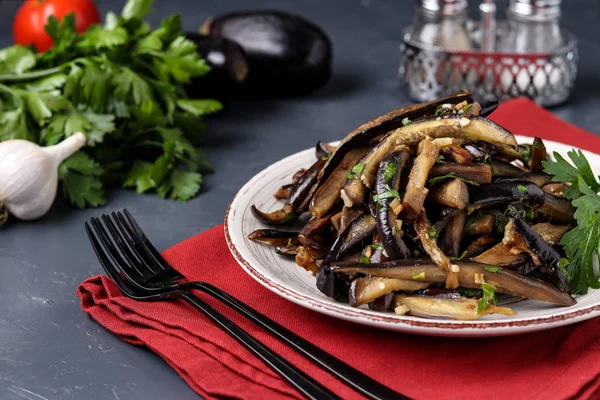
[1,0,599,399]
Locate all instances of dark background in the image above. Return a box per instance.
[0,0,599,399]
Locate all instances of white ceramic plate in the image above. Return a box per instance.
[225,135,600,337]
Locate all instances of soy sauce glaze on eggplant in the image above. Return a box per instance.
[248,92,579,320]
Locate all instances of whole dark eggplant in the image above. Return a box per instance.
[184,33,249,100]
[201,10,332,96]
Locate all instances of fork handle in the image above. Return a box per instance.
[174,291,340,400]
[192,283,407,400]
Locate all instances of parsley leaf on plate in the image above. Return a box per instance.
[544,150,600,294]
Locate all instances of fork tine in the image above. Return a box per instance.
[123,209,183,279]
[85,221,137,296]
[111,211,181,285]
[110,211,178,285]
[115,210,183,282]
[89,217,157,293]
[90,217,148,285]
[111,211,163,270]
[101,214,149,278]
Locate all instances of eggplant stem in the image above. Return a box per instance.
[0,200,7,226]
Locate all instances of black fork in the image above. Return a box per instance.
[86,216,339,400]
[86,210,408,400]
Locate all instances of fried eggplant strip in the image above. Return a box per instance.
[402,137,441,220]
[310,146,370,217]
[315,92,474,197]
[414,211,459,289]
[331,259,576,306]
[375,149,411,259]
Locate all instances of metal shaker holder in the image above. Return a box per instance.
[399,23,578,107]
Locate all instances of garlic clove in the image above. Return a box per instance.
[0,133,86,221]
[42,132,86,168]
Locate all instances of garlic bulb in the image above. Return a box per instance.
[0,133,86,222]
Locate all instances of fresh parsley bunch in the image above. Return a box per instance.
[0,0,222,207]
[544,150,600,294]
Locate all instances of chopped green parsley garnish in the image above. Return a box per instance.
[557,257,570,270]
[520,145,532,164]
[484,265,503,273]
[383,161,397,182]
[517,184,528,193]
[429,225,437,238]
[412,272,426,280]
[449,250,468,261]
[346,162,366,179]
[477,283,497,314]
[373,184,401,202]
[360,244,384,263]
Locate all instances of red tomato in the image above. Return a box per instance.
[13,0,101,52]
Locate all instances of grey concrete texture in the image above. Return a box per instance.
[0,0,599,398]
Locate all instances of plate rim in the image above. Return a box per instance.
[224,136,600,336]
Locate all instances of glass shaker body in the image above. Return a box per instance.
[497,0,564,97]
[408,1,472,50]
[498,9,562,53]
[409,6,472,50]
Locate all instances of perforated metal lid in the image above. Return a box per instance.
[509,0,561,20]
[419,0,469,15]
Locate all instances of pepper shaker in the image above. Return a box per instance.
[497,0,563,53]
[498,0,563,96]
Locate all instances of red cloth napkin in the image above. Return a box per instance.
[78,98,600,400]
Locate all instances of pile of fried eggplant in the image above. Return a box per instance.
[249,91,576,320]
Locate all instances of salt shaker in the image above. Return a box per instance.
[498,0,563,53]
[408,0,472,50]
[498,0,563,96]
